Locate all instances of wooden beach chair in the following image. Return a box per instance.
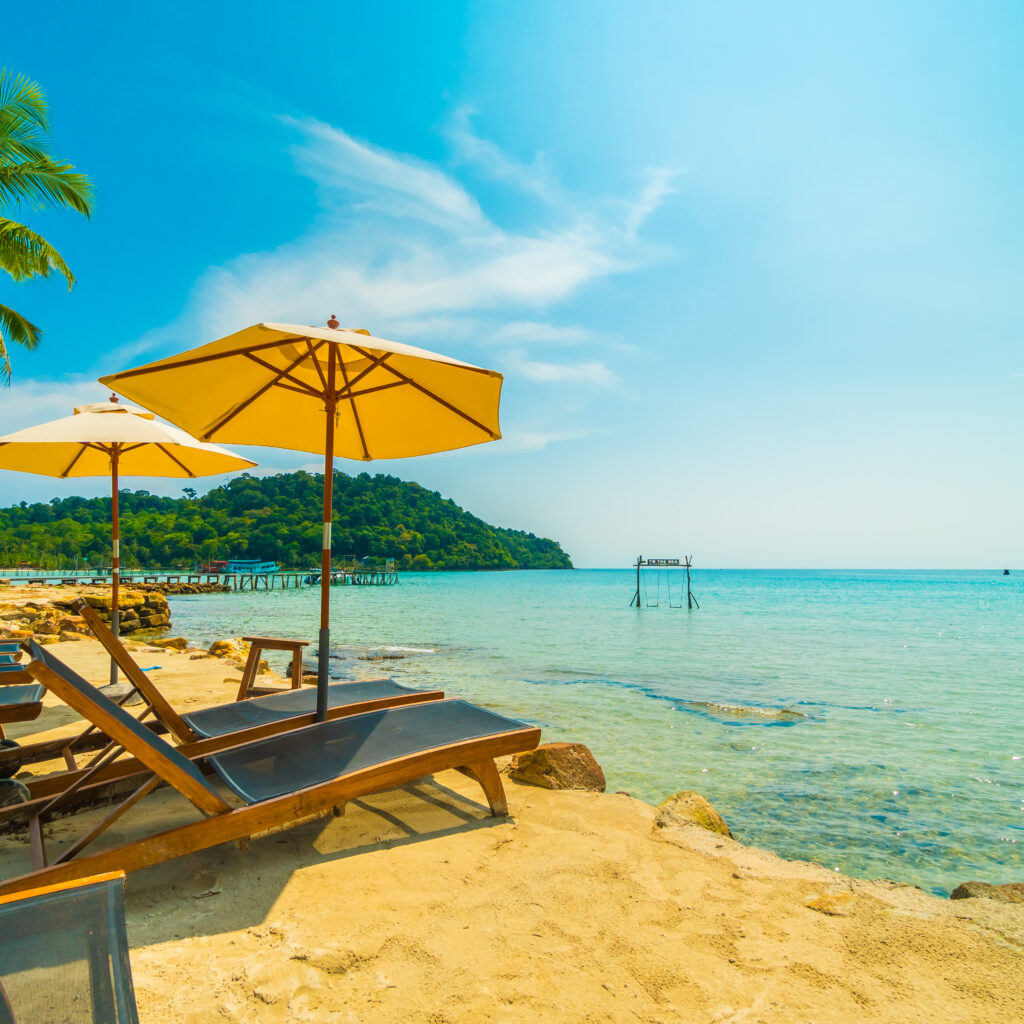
[0,871,140,1022]
[0,602,444,778]
[1,640,24,673]
[0,659,44,775]
[0,640,540,897]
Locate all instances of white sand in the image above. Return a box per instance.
[2,639,1021,1023]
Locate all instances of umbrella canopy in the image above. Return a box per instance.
[0,399,258,478]
[98,322,502,458]
[100,320,503,717]
[0,397,256,678]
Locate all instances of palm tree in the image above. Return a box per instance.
[0,68,93,383]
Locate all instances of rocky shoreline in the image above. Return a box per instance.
[0,588,171,643]
[0,579,229,646]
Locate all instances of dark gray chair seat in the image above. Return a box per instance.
[209,699,528,804]
[0,873,139,1023]
[181,679,425,738]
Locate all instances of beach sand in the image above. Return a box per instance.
[2,639,1021,1023]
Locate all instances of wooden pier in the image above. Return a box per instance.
[0,568,399,591]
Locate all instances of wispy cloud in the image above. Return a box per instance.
[496,427,600,453]
[285,116,488,230]
[505,351,618,388]
[490,321,591,345]
[444,106,563,206]
[0,376,112,435]
[100,111,674,448]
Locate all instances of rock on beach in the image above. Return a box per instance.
[507,742,606,792]
[950,881,1024,904]
[655,790,733,837]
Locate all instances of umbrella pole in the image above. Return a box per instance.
[110,447,120,686]
[317,361,337,722]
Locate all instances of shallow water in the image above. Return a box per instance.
[170,568,1024,895]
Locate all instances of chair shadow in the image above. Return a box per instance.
[21,772,516,946]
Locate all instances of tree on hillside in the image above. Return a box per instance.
[0,68,93,383]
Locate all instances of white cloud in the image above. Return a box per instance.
[0,376,112,436]
[505,351,618,388]
[490,321,590,345]
[284,116,488,231]
[620,167,679,241]
[95,111,674,449]
[494,427,598,453]
[444,106,562,205]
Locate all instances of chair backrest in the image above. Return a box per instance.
[24,640,229,817]
[71,600,197,743]
[0,872,140,1023]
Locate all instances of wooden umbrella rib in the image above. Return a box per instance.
[304,340,328,391]
[336,346,371,460]
[337,379,407,402]
[59,445,89,479]
[351,345,497,437]
[334,350,393,399]
[274,381,328,399]
[106,335,313,379]
[201,345,320,440]
[155,445,197,478]
[243,352,322,398]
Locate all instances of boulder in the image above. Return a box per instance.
[207,639,266,672]
[59,630,90,642]
[57,615,88,633]
[33,617,62,636]
[949,881,1024,904]
[149,636,189,651]
[655,791,733,838]
[507,742,606,792]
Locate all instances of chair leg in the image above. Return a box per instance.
[235,647,261,702]
[460,760,508,817]
[28,816,47,870]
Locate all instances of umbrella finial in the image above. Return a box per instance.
[327,314,340,329]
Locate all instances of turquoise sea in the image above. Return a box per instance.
[170,568,1023,896]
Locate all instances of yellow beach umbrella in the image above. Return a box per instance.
[0,396,256,678]
[100,319,503,718]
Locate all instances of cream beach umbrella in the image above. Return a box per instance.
[0,396,256,678]
[100,319,503,719]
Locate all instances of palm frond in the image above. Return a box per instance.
[0,217,74,286]
[0,159,94,215]
[0,68,49,134]
[0,303,41,385]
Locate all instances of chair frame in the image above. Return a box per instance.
[0,650,540,897]
[0,601,443,777]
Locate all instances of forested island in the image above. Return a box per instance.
[0,471,573,571]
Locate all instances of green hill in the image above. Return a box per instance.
[0,470,573,571]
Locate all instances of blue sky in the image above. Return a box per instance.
[1,1,1022,568]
